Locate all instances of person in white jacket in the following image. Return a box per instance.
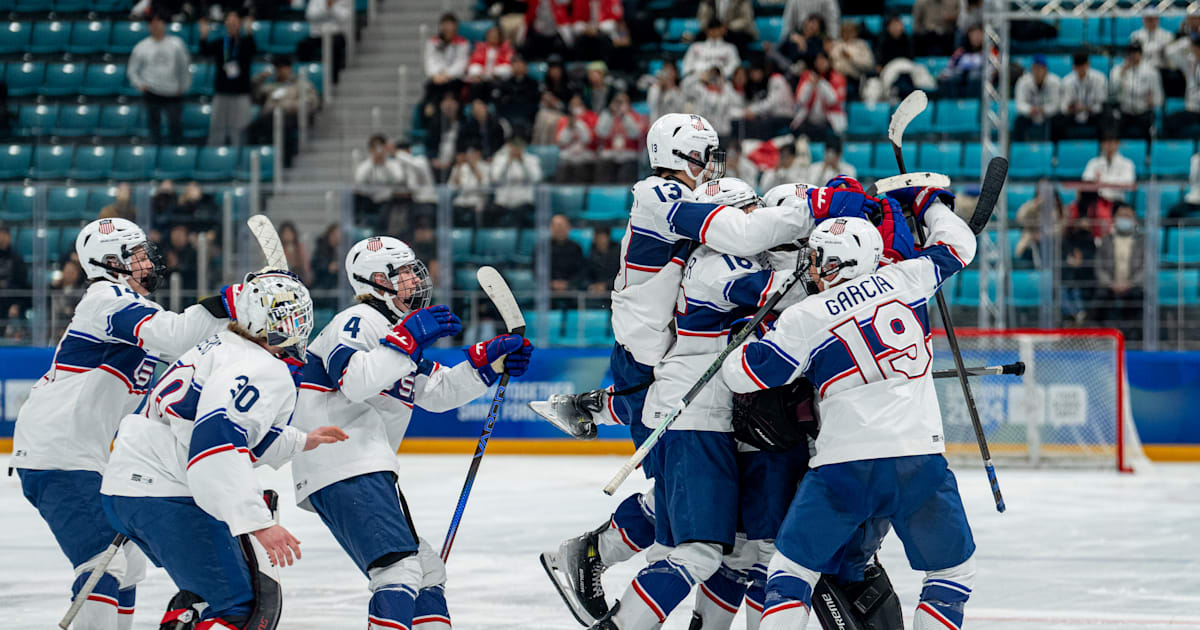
[14,218,232,630]
[682,21,741,80]
[1013,55,1061,141]
[1054,51,1108,141]
[423,13,470,107]
[1110,42,1163,140]
[303,0,352,81]
[489,137,544,226]
[291,237,533,630]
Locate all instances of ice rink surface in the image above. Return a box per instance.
[3,453,1200,629]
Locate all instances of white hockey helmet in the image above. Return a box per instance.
[646,113,725,181]
[76,217,166,293]
[345,236,432,319]
[231,270,314,363]
[806,216,883,288]
[694,177,762,210]
[762,182,815,210]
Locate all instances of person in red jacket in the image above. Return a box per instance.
[522,0,572,60]
[791,50,847,144]
[554,93,598,183]
[593,90,646,183]
[572,0,623,60]
[466,26,514,100]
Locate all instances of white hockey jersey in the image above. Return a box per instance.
[101,330,306,536]
[643,246,805,432]
[612,175,814,365]
[722,204,977,468]
[12,281,225,473]
[290,303,488,507]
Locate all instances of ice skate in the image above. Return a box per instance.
[528,390,605,439]
[540,522,610,625]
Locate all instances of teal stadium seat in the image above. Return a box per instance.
[553,309,613,346]
[958,142,982,179]
[237,146,274,180]
[57,105,100,137]
[458,19,492,42]
[17,104,57,137]
[188,63,214,96]
[1164,227,1200,265]
[1134,188,1178,215]
[111,145,156,180]
[569,227,593,256]
[1119,139,1147,170]
[859,15,883,36]
[69,20,112,54]
[0,145,32,180]
[843,142,872,173]
[869,141,896,177]
[2,187,34,220]
[1150,141,1195,177]
[473,228,520,263]
[1112,16,1140,47]
[44,227,64,260]
[847,102,888,137]
[453,267,476,291]
[6,62,45,98]
[1009,142,1052,179]
[666,18,699,41]
[527,61,547,82]
[915,56,950,78]
[248,19,269,44]
[1055,140,1096,179]
[506,268,535,298]
[110,21,147,54]
[1044,55,1071,77]
[1056,17,1084,47]
[60,227,82,253]
[299,62,323,95]
[897,100,934,136]
[551,186,586,218]
[90,0,126,11]
[182,103,211,139]
[515,229,537,262]
[755,16,783,43]
[33,145,73,179]
[98,104,140,136]
[1006,183,1036,217]
[82,63,125,97]
[809,142,825,163]
[1158,270,1199,306]
[527,145,559,178]
[13,227,34,263]
[917,142,961,174]
[154,146,197,180]
[87,186,118,214]
[937,100,979,136]
[48,188,87,223]
[29,21,69,54]
[0,21,30,54]
[194,146,238,181]
[268,21,309,55]
[451,228,473,259]
[71,146,113,181]
[165,21,193,48]
[13,0,51,11]
[585,186,630,222]
[41,63,85,97]
[610,225,625,243]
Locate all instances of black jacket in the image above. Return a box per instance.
[201,32,258,95]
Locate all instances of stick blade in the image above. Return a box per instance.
[968,156,1010,235]
[888,90,928,145]
[477,266,526,333]
[247,214,289,271]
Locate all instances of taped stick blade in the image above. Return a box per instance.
[477,266,526,334]
[888,90,928,145]
[247,215,289,271]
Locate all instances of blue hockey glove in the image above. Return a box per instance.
[823,175,866,194]
[382,305,462,360]
[885,186,956,222]
[503,337,534,377]
[877,195,917,263]
[464,334,527,386]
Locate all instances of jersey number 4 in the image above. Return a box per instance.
[830,300,931,385]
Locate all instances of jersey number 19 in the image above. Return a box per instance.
[830,300,931,385]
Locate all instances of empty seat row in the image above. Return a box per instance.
[0,0,127,13]
[0,19,309,55]
[3,60,324,97]
[12,102,260,139]
[0,144,275,181]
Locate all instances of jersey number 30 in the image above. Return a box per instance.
[830,300,931,384]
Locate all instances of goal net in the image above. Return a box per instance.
[932,328,1147,472]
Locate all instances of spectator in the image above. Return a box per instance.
[1014,184,1063,268]
[533,90,567,145]
[467,26,514,100]
[829,22,874,98]
[777,14,827,67]
[301,0,351,83]
[1110,42,1163,140]
[425,93,463,181]
[278,221,313,285]
[164,224,198,291]
[594,91,645,183]
[423,13,470,107]
[1013,55,1061,141]
[780,0,839,40]
[1168,150,1200,218]
[127,13,192,145]
[1164,34,1200,136]
[682,21,741,80]
[489,136,543,226]
[790,50,846,143]
[875,15,915,70]
[1060,217,1096,324]
[724,144,761,188]
[492,0,528,43]
[458,98,506,159]
[247,56,319,167]
[582,61,620,115]
[571,0,623,59]
[586,226,620,294]
[1178,13,1200,43]
[759,142,810,190]
[175,182,219,235]
[199,10,255,146]
[735,60,794,139]
[449,146,492,226]
[683,65,744,140]
[1094,203,1144,341]
[939,24,985,98]
[50,260,85,337]
[608,19,637,74]
[521,0,572,60]
[913,0,958,56]
[1077,135,1136,239]
[354,133,406,231]
[310,223,341,305]
[0,224,30,336]
[497,54,542,127]
[550,214,586,294]
[554,94,597,183]
[806,137,855,183]
[391,139,439,233]
[647,61,687,122]
[100,183,135,220]
[956,0,982,35]
[697,0,757,57]
[542,54,578,105]
[1132,12,1175,68]
[1055,51,1108,140]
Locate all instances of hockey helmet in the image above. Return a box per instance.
[231,270,314,363]
[345,236,432,319]
[762,182,815,210]
[805,216,883,288]
[76,217,166,293]
[646,113,725,182]
[694,177,762,211]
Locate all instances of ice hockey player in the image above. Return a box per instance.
[100,270,349,630]
[11,217,236,630]
[290,236,534,630]
[536,114,881,625]
[721,187,978,630]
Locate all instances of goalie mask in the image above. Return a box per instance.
[76,218,166,294]
[231,270,314,364]
[346,236,432,319]
[646,113,726,182]
[803,216,883,291]
[694,177,762,210]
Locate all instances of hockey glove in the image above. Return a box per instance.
[885,186,956,222]
[503,337,534,377]
[382,305,463,360]
[807,187,873,223]
[823,175,866,194]
[877,195,917,264]
[464,334,527,386]
[198,284,241,319]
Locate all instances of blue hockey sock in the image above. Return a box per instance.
[117,586,136,629]
[629,558,696,623]
[71,569,120,608]
[699,563,748,617]
[745,562,767,615]
[413,585,451,628]
[369,582,418,630]
[762,572,814,620]
[610,492,655,550]
[916,579,971,629]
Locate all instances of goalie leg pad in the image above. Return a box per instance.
[597,491,656,564]
[914,554,975,630]
[760,552,820,630]
[367,556,422,630]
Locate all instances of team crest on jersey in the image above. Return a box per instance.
[366,237,383,252]
[689,115,705,130]
[830,219,847,235]
[98,219,115,234]
[706,181,720,196]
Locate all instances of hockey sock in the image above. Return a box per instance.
[116,586,135,630]
[368,558,423,630]
[759,554,820,630]
[743,562,768,630]
[615,543,722,629]
[71,570,120,630]
[413,585,451,629]
[691,563,748,630]
[914,556,975,630]
[598,492,656,565]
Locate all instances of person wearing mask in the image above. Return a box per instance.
[1094,204,1144,341]
[593,91,646,184]
[682,21,740,80]
[582,61,619,115]
[199,9,256,146]
[497,54,541,126]
[806,137,856,183]
[489,136,543,227]
[423,13,470,107]
[449,146,492,226]
[647,61,686,122]
[683,64,744,141]
[696,0,757,58]
[780,0,839,41]
[354,134,406,231]
[458,98,506,159]
[791,50,847,143]
[1055,51,1108,140]
[1110,42,1163,139]
[913,0,959,55]
[127,12,192,145]
[425,93,463,182]
[939,24,985,98]
[303,0,351,82]
[1013,55,1062,141]
[466,26,514,100]
[1078,136,1136,239]
[521,0,572,60]
[554,94,597,183]
[586,226,620,296]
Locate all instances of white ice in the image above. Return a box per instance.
[3,454,1200,629]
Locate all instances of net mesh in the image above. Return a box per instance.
[932,329,1146,471]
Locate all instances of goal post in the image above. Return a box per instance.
[932,328,1147,472]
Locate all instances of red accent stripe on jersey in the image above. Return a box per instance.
[368,615,410,630]
[402,401,414,409]
[745,596,764,612]
[299,383,335,392]
[741,352,769,390]
[606,388,626,425]
[817,334,933,397]
[118,607,135,615]
[87,593,118,607]
[918,603,960,629]
[631,579,666,623]
[697,205,727,243]
[700,583,739,613]
[132,313,155,347]
[413,615,451,625]
[186,444,249,469]
[624,262,664,273]
[98,364,147,394]
[933,241,966,266]
[610,517,642,552]
[761,600,809,619]
[758,272,775,307]
[677,328,729,338]
[53,363,90,373]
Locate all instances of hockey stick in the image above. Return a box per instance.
[933,361,1025,379]
[885,93,1007,512]
[59,534,128,629]
[440,266,526,561]
[247,214,289,271]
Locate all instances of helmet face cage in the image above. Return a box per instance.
[96,240,166,293]
[262,286,314,362]
[392,258,432,313]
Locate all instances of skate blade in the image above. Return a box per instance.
[539,551,598,627]
[528,401,591,440]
